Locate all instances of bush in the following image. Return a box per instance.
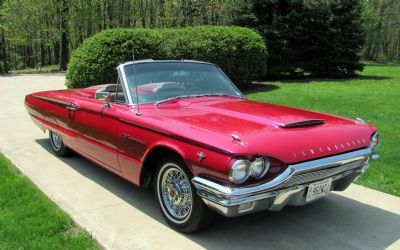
[66,29,165,88]
[160,26,266,88]
[66,26,267,89]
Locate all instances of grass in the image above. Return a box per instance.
[0,153,98,249]
[246,62,400,197]
[11,65,60,74]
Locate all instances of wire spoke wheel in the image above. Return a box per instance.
[50,131,62,151]
[49,131,70,157]
[155,156,214,232]
[158,163,193,224]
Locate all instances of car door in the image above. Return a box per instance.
[66,80,122,172]
[112,67,149,185]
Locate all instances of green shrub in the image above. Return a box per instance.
[66,26,267,89]
[66,29,165,88]
[160,26,267,88]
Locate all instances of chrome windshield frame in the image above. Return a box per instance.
[117,60,245,107]
[117,64,134,106]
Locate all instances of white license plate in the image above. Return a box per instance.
[306,178,332,202]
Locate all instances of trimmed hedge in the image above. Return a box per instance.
[66,26,267,89]
[66,29,165,89]
[160,26,267,87]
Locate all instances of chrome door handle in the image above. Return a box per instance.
[66,104,79,111]
[121,133,147,146]
[122,133,131,139]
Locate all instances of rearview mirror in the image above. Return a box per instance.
[96,91,110,100]
[96,91,112,108]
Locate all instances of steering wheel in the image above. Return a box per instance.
[153,82,185,93]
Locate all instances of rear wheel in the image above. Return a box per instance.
[49,131,71,157]
[155,156,214,233]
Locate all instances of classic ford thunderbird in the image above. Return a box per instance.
[25,60,380,232]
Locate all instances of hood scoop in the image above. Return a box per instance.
[280,119,325,128]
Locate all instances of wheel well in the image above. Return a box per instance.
[140,146,185,187]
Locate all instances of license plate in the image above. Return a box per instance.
[306,178,332,202]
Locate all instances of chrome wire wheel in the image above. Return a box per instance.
[157,163,193,224]
[50,131,62,151]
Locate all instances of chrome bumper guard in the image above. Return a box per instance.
[192,148,373,217]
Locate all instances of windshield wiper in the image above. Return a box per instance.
[155,93,243,106]
[155,95,197,106]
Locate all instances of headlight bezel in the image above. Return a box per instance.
[371,132,379,152]
[229,159,251,184]
[230,157,272,184]
[250,157,270,179]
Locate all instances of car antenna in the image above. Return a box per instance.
[132,49,141,116]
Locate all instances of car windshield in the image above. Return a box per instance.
[123,62,243,104]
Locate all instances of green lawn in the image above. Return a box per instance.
[11,65,60,74]
[0,153,98,249]
[246,62,400,197]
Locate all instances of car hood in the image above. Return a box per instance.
[143,97,375,163]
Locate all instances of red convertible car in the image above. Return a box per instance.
[25,60,380,232]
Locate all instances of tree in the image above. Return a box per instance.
[325,0,365,76]
[59,0,69,71]
[224,0,257,28]
[231,0,365,78]
[252,0,312,78]
[362,0,400,62]
[0,0,9,73]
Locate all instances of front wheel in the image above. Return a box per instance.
[49,131,71,157]
[155,156,213,233]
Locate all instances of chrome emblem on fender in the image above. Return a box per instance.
[291,138,366,159]
[197,152,206,161]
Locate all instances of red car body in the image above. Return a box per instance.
[25,60,379,231]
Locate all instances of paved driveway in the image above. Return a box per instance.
[0,74,399,250]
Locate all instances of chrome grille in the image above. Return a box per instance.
[273,158,366,190]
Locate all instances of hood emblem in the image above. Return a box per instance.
[232,134,241,142]
[197,152,206,161]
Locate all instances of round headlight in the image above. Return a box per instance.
[229,160,251,184]
[250,157,270,179]
[371,132,379,152]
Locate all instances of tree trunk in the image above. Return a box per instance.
[26,44,34,68]
[59,0,69,71]
[139,0,147,28]
[149,0,155,28]
[40,40,46,67]
[1,31,8,73]
[54,41,60,65]
[159,0,165,27]
[108,1,113,28]
[47,46,52,65]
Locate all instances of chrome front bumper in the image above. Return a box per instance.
[192,148,374,217]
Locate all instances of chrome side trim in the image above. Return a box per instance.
[192,148,371,201]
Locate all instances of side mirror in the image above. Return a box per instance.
[95,91,112,108]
